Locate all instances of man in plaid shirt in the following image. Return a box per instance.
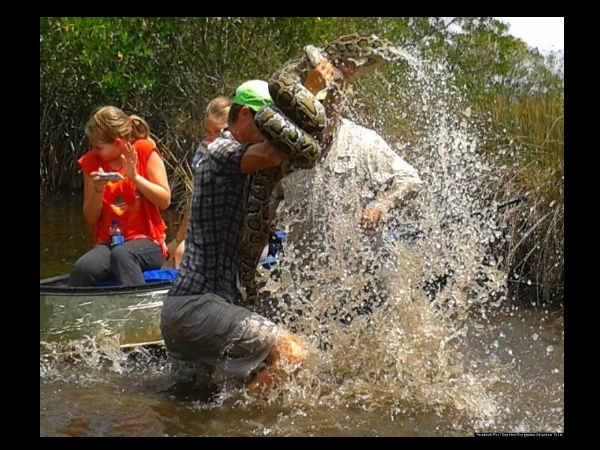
[168,127,250,301]
[161,81,306,394]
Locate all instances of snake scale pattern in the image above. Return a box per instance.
[238,33,410,305]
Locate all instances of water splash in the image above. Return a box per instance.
[40,44,563,435]
[240,47,514,427]
[40,328,169,386]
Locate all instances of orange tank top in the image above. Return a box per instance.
[78,139,168,259]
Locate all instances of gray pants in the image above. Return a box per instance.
[160,293,279,380]
[68,239,163,287]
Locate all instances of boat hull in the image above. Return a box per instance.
[40,274,171,349]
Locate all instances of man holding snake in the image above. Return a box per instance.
[160,80,307,394]
[277,56,422,239]
[160,34,423,394]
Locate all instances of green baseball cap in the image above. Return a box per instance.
[233,80,273,111]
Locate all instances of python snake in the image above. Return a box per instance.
[238,33,409,305]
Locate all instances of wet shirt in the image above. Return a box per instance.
[280,118,422,209]
[328,119,422,199]
[275,118,422,240]
[169,129,250,301]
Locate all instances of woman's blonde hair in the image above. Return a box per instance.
[85,106,150,145]
[206,96,232,124]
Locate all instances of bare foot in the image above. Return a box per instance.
[248,331,307,394]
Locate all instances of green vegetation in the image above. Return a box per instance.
[481,94,564,307]
[40,17,563,307]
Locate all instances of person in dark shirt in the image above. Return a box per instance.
[167,96,233,269]
[161,81,307,394]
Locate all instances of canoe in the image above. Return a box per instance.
[40,270,177,349]
[41,233,289,350]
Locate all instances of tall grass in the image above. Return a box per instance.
[480,94,564,308]
[352,68,564,308]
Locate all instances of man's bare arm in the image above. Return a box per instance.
[241,142,286,174]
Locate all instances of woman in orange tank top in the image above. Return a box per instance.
[68,106,171,287]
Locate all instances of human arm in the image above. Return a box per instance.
[82,167,110,236]
[167,202,190,261]
[361,180,421,229]
[240,141,286,174]
[176,205,190,243]
[360,183,419,230]
[358,129,422,229]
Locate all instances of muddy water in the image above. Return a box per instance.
[40,51,563,436]
[40,195,91,279]
[39,186,563,437]
[40,278,563,436]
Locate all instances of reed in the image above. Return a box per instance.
[480,93,564,308]
[355,71,564,308]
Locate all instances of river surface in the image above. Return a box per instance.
[40,195,563,437]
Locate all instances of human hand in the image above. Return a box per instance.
[89,167,109,194]
[166,239,179,262]
[305,59,335,95]
[361,205,383,230]
[119,140,138,180]
[361,198,392,230]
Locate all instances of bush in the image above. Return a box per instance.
[40,17,323,199]
[40,17,564,308]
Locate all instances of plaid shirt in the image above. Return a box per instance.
[169,129,250,302]
[191,139,209,169]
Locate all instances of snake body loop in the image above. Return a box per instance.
[239,34,408,305]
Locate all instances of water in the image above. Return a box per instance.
[40,50,564,436]
[39,304,564,436]
[40,195,91,279]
